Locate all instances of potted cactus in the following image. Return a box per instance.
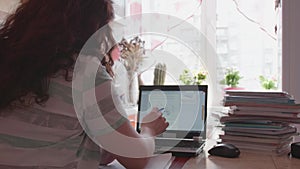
[153,63,167,85]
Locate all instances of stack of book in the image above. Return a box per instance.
[220,90,300,156]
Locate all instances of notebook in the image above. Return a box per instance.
[136,85,208,156]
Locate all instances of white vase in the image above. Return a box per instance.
[127,71,139,106]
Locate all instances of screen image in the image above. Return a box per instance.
[138,89,206,132]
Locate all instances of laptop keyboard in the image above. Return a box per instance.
[155,139,204,148]
[176,140,204,148]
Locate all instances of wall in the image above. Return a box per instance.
[201,0,217,106]
[282,0,300,102]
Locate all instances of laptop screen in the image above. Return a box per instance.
[136,85,207,139]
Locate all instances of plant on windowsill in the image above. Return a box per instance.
[220,67,243,90]
[119,36,145,105]
[259,75,277,90]
[179,69,207,85]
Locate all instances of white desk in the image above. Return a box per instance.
[170,129,300,169]
[125,108,300,169]
[175,140,300,169]
[104,111,300,169]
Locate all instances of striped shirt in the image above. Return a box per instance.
[0,58,128,169]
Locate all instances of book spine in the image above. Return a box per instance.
[230,111,300,118]
[224,102,300,109]
[220,135,293,144]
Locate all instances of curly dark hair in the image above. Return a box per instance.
[0,0,115,109]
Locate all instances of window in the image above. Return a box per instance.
[112,0,282,107]
[216,0,281,91]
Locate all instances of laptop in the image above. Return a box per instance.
[136,85,208,157]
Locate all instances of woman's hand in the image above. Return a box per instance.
[140,107,169,137]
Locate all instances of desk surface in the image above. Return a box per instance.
[170,130,300,169]
[170,140,300,169]
[127,110,300,169]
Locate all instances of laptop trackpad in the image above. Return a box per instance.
[162,133,177,138]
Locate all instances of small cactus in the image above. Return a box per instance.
[153,63,167,85]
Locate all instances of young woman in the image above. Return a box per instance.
[0,0,168,168]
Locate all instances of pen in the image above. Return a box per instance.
[158,108,165,112]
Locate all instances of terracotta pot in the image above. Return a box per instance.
[224,87,245,91]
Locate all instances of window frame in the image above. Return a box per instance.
[282,0,300,101]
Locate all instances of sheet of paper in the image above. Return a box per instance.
[99,153,174,169]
